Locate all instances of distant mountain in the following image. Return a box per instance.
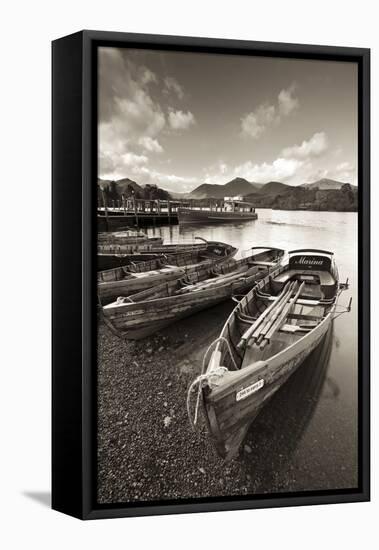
[258,181,292,195]
[189,177,260,199]
[244,181,292,202]
[169,191,191,200]
[188,184,224,199]
[301,178,352,190]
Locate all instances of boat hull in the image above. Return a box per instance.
[98,241,237,304]
[97,253,163,271]
[98,266,187,303]
[177,208,258,224]
[102,268,273,340]
[98,232,163,246]
[203,308,334,460]
[103,295,228,340]
[98,241,208,255]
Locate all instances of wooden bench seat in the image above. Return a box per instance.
[249,260,277,267]
[273,269,335,286]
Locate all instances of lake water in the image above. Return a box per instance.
[144,209,358,491]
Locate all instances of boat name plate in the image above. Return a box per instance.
[236,379,264,401]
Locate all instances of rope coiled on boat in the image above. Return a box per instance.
[186,336,237,429]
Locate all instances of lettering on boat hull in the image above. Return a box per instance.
[236,379,264,401]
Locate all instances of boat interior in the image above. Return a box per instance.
[97,252,163,273]
[115,262,253,303]
[216,252,339,370]
[114,248,283,304]
[98,244,236,284]
[98,256,168,283]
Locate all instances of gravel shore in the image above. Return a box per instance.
[97,303,357,505]
[97,302,253,504]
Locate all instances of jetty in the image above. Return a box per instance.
[98,197,183,230]
[98,196,256,229]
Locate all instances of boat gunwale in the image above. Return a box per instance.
[205,308,334,403]
[102,250,284,313]
[206,262,338,377]
[102,266,270,314]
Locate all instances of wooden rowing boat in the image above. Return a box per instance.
[98,235,209,256]
[102,247,285,339]
[187,248,351,460]
[98,229,163,246]
[98,240,238,304]
[98,252,164,271]
[177,198,258,224]
[97,237,214,270]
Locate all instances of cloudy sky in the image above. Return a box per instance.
[98,47,358,193]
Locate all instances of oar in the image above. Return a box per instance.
[254,282,298,345]
[260,281,305,349]
[237,281,292,351]
[251,282,296,344]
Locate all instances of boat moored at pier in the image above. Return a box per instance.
[178,196,258,224]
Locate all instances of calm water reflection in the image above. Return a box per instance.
[146,209,358,489]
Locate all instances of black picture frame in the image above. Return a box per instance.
[52,30,370,520]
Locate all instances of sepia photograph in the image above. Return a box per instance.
[96,46,358,505]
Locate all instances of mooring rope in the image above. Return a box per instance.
[186,336,237,429]
[186,366,228,429]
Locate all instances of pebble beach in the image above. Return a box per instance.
[97,297,356,505]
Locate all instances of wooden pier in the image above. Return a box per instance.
[98,197,181,230]
[97,196,225,230]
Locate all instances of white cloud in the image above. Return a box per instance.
[278,85,299,116]
[334,161,357,184]
[163,76,184,99]
[99,49,165,140]
[168,109,196,130]
[219,162,228,175]
[241,84,299,139]
[236,158,303,182]
[282,132,328,159]
[99,149,149,181]
[98,49,199,182]
[114,95,165,139]
[138,136,164,153]
[336,161,353,172]
[241,104,276,138]
[122,152,148,165]
[204,157,303,185]
[128,164,198,192]
[304,161,357,186]
[203,131,330,186]
[139,67,157,85]
[98,48,166,178]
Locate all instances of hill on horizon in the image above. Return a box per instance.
[300,178,353,190]
[189,178,261,199]
[98,175,356,203]
[189,177,356,199]
[259,181,292,195]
